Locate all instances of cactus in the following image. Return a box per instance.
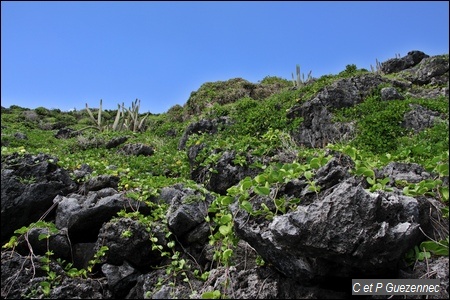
[111,103,123,131]
[83,99,148,133]
[371,58,383,75]
[85,99,105,131]
[122,99,150,132]
[292,64,312,88]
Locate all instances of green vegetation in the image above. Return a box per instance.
[1,63,448,298]
[333,92,449,155]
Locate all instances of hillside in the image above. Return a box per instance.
[1,50,449,299]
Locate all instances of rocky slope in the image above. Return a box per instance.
[1,50,449,299]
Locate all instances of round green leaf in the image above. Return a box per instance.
[219,225,231,236]
[240,201,253,213]
[254,186,270,196]
[222,249,233,260]
[254,174,267,184]
[220,196,234,205]
[310,157,320,169]
[241,178,253,191]
[304,170,313,180]
[220,214,232,224]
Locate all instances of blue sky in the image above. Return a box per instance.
[1,1,449,114]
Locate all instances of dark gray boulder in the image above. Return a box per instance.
[102,260,141,298]
[162,184,216,267]
[105,136,128,149]
[380,161,432,183]
[14,227,72,260]
[189,149,263,195]
[165,186,213,242]
[401,104,446,133]
[54,127,79,139]
[118,143,154,156]
[93,217,165,273]
[13,132,28,140]
[381,51,429,74]
[79,174,120,193]
[1,153,77,244]
[231,152,443,284]
[1,250,112,299]
[381,87,405,101]
[54,187,151,243]
[404,55,449,85]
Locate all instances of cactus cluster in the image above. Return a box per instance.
[291,64,312,88]
[84,98,149,132]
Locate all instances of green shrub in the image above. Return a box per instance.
[353,97,409,153]
[55,114,77,127]
[204,102,232,118]
[334,94,448,155]
[259,75,291,87]
[396,121,449,166]
[226,90,300,137]
[166,104,184,122]
[35,107,50,116]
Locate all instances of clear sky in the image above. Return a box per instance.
[1,1,449,114]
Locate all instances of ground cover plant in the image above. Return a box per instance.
[1,53,448,299]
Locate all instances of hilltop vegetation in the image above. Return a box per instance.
[1,51,449,299]
[2,61,448,186]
